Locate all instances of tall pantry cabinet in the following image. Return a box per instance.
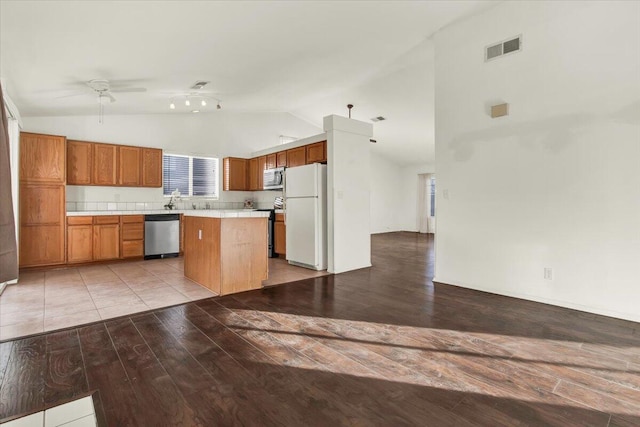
[19,132,67,267]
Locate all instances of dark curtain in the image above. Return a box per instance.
[0,83,18,283]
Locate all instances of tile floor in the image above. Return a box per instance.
[0,256,330,341]
[2,395,96,427]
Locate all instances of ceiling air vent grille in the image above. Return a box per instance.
[485,35,522,61]
[371,116,386,122]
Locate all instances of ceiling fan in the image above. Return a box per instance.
[59,79,147,123]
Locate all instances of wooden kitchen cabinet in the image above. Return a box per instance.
[19,132,66,267]
[276,151,287,168]
[223,157,248,191]
[274,213,286,256]
[121,215,144,258]
[286,146,306,167]
[20,132,66,184]
[306,141,327,164]
[67,140,93,185]
[118,146,141,186]
[142,148,162,187]
[93,143,118,186]
[93,219,120,261]
[266,153,277,170]
[248,157,259,191]
[257,156,266,189]
[67,218,94,264]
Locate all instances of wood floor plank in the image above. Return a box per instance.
[43,330,88,405]
[0,336,45,419]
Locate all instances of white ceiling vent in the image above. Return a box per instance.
[371,116,386,122]
[485,35,522,61]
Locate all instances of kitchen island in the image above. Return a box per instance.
[183,210,270,296]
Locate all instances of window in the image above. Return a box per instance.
[429,176,436,217]
[163,154,219,198]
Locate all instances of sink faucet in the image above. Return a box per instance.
[164,196,176,210]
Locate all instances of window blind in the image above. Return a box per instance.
[163,154,218,197]
[163,154,190,196]
[192,157,218,197]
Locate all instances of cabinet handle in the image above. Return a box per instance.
[198,229,202,240]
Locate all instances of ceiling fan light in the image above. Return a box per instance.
[201,99,207,106]
[169,101,175,110]
[185,98,191,107]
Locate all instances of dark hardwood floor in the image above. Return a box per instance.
[1,232,639,426]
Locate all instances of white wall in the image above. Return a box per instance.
[434,1,640,322]
[370,152,403,233]
[325,115,373,274]
[23,112,320,208]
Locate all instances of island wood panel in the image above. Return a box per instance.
[141,148,162,187]
[220,218,268,295]
[276,151,287,167]
[306,141,327,164]
[67,140,93,185]
[183,216,221,294]
[286,146,306,167]
[19,132,66,184]
[67,224,93,263]
[92,143,118,186]
[118,146,141,186]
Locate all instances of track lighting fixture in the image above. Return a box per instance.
[167,94,222,112]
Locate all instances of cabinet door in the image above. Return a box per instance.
[118,146,141,186]
[19,225,65,267]
[266,154,277,170]
[67,141,92,185]
[306,141,327,164]
[93,224,120,260]
[257,156,266,189]
[142,148,162,187]
[223,157,248,191]
[274,221,286,255]
[248,158,259,191]
[20,132,66,184]
[286,147,306,167]
[20,185,65,225]
[93,143,118,186]
[67,225,93,263]
[276,151,287,168]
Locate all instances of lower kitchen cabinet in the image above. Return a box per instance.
[275,213,286,255]
[67,218,94,263]
[93,222,120,261]
[121,215,144,258]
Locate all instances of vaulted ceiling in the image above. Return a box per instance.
[0,1,498,165]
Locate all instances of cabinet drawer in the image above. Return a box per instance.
[94,215,120,225]
[122,215,144,223]
[275,213,285,222]
[67,216,93,225]
[122,222,144,240]
[122,240,144,258]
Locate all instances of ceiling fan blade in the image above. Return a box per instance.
[54,91,90,99]
[110,87,147,93]
[107,93,117,103]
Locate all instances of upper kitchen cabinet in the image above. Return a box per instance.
[118,146,141,186]
[286,146,306,167]
[266,153,277,170]
[141,148,162,187]
[20,132,66,184]
[248,157,259,191]
[306,141,327,164]
[67,140,92,185]
[93,143,118,186]
[257,156,266,189]
[223,157,248,191]
[276,151,287,168]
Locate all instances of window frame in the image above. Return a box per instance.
[163,153,219,199]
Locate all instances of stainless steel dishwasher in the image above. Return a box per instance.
[144,214,180,259]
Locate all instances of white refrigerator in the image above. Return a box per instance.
[285,163,327,270]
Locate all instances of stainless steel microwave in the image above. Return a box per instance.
[263,167,285,190]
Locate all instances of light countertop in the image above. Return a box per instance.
[67,209,269,218]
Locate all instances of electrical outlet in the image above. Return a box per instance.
[544,268,553,280]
